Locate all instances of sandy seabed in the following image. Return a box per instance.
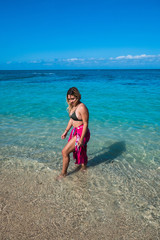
[0,158,160,240]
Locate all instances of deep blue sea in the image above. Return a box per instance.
[0,70,160,238]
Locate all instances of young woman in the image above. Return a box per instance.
[57,87,90,179]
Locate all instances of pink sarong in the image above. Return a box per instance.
[68,125,90,165]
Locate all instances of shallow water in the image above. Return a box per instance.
[0,70,160,239]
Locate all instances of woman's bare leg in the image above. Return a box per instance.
[81,164,87,171]
[59,136,76,177]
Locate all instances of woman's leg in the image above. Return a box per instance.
[81,164,87,171]
[61,136,76,176]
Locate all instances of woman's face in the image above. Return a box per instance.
[67,94,77,106]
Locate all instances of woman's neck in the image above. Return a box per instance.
[75,101,81,107]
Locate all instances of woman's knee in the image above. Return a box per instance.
[62,148,68,157]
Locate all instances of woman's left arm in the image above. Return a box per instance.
[77,105,89,147]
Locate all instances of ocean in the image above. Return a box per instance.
[0,69,160,239]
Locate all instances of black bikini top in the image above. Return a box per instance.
[70,110,82,121]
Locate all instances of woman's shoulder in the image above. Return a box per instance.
[77,103,88,112]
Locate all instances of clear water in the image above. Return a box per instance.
[0,70,160,239]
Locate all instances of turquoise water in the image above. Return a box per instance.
[1,70,160,165]
[0,70,160,238]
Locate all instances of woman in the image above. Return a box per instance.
[57,87,90,179]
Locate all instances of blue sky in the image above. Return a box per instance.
[0,0,160,69]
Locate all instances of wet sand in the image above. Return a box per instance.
[0,158,160,240]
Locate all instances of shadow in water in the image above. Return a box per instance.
[88,141,126,168]
[68,141,126,176]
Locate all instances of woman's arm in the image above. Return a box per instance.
[61,119,73,139]
[77,105,89,146]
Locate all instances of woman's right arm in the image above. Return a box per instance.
[61,119,72,139]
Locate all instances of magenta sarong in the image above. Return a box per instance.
[68,125,90,165]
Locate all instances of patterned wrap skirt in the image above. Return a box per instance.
[68,125,90,165]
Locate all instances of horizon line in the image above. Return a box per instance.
[0,68,160,71]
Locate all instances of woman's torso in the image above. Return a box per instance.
[70,103,87,128]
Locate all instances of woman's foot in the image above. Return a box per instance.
[81,164,87,171]
[56,173,67,180]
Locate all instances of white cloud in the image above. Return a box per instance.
[110,54,160,60]
[65,58,85,62]
[66,58,79,62]
[4,54,160,69]
[29,60,42,64]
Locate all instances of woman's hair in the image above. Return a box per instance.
[66,87,81,112]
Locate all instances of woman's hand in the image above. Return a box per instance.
[61,131,67,139]
[77,138,83,147]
